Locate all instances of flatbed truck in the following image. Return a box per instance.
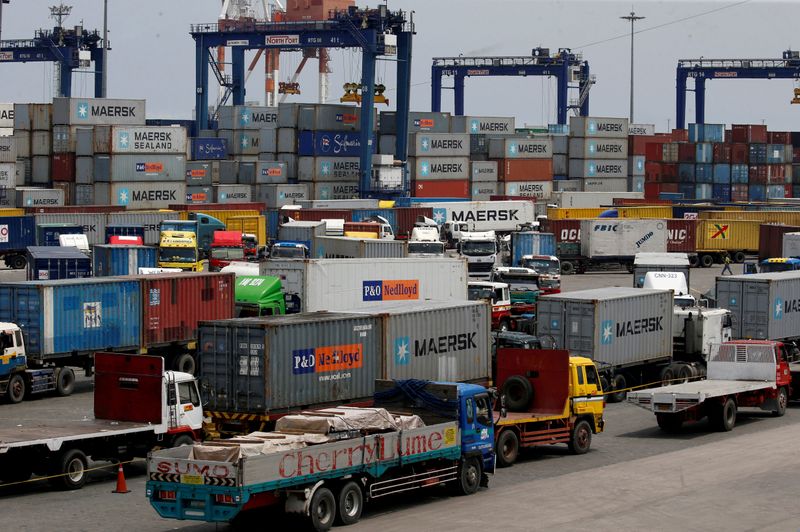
[628,340,790,432]
[0,352,203,490]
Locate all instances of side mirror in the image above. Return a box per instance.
[500,407,507,419]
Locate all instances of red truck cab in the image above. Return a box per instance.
[209,231,247,272]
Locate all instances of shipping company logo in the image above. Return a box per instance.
[715,72,737,78]
[262,167,282,177]
[507,142,517,156]
[729,297,738,306]
[420,136,431,152]
[240,135,250,149]
[266,35,300,46]
[292,343,363,375]
[588,120,597,134]
[220,193,227,200]
[320,161,332,176]
[637,159,644,171]
[601,320,614,345]
[708,223,729,240]
[414,118,435,129]
[76,101,90,120]
[117,188,130,205]
[593,223,619,232]
[136,162,164,173]
[470,119,480,133]
[0,52,13,61]
[395,337,411,366]
[320,186,331,200]
[335,113,358,124]
[117,132,130,150]
[420,161,430,177]
[432,208,447,224]
[239,109,250,126]
[362,280,419,302]
[186,192,209,202]
[452,209,518,222]
[588,162,597,176]
[775,298,784,319]
[279,192,285,199]
[0,225,7,243]
[588,141,596,154]
[508,184,518,195]
[321,134,332,153]
[601,317,664,345]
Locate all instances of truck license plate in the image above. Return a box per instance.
[655,404,671,412]
[181,474,204,485]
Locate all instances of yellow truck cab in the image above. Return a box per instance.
[493,347,604,467]
[158,231,203,272]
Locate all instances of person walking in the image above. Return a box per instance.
[721,255,733,275]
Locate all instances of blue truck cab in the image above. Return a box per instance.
[159,213,225,257]
[758,257,800,273]
[269,240,310,259]
[146,379,495,531]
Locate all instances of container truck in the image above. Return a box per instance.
[458,230,498,278]
[314,236,407,258]
[425,200,536,234]
[147,379,495,531]
[259,258,467,314]
[628,340,790,432]
[269,241,310,259]
[574,219,669,274]
[0,215,36,269]
[159,213,225,257]
[490,266,539,305]
[510,231,556,267]
[467,281,535,332]
[408,226,445,257]
[208,230,255,272]
[234,275,286,317]
[695,219,760,267]
[519,255,561,294]
[158,231,202,271]
[633,252,691,289]
[0,352,203,489]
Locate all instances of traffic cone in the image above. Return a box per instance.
[112,463,130,494]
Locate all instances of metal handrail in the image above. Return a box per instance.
[678,58,799,69]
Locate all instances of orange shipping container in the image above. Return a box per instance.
[413,180,470,198]
[497,159,553,182]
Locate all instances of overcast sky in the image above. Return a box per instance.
[1,0,799,130]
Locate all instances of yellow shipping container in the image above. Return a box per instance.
[178,209,261,228]
[0,209,25,217]
[546,207,607,220]
[699,210,800,226]
[226,215,267,246]
[617,206,673,219]
[696,219,761,252]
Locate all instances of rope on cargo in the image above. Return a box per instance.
[0,458,138,488]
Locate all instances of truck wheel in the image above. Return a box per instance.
[498,318,511,332]
[700,254,714,268]
[689,255,699,268]
[55,367,75,397]
[7,255,26,270]
[560,261,575,275]
[733,251,746,263]
[455,457,481,496]
[568,420,592,455]
[335,481,363,526]
[502,375,533,412]
[717,398,737,432]
[678,365,695,384]
[608,374,628,403]
[6,373,25,404]
[172,434,195,447]
[496,430,519,467]
[599,375,610,395]
[53,449,88,490]
[308,486,336,532]
[173,353,196,375]
[656,414,683,432]
[660,367,675,386]
[773,387,788,417]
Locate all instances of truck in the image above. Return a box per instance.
[344,216,395,240]
[269,240,310,259]
[159,212,226,258]
[492,347,604,467]
[0,215,35,269]
[147,380,495,531]
[158,231,203,271]
[509,231,556,267]
[758,257,800,273]
[208,230,256,272]
[633,252,691,289]
[490,266,540,305]
[574,219,669,274]
[407,225,445,257]
[519,255,561,294]
[424,200,537,235]
[642,270,695,308]
[458,230,498,278]
[467,281,534,333]
[234,275,286,317]
[695,219,759,267]
[0,352,203,489]
[628,340,790,432]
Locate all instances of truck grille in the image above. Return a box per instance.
[468,262,494,273]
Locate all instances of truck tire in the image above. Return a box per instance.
[171,434,195,447]
[716,398,737,432]
[773,387,788,417]
[496,430,519,467]
[689,255,699,268]
[660,367,675,386]
[173,353,196,375]
[568,420,592,455]
[560,261,575,275]
[308,486,336,532]
[678,365,695,384]
[7,373,25,404]
[502,375,533,412]
[455,457,481,496]
[498,318,511,332]
[55,367,75,397]
[599,375,610,395]
[608,374,628,403]
[733,251,746,263]
[52,449,88,490]
[656,414,683,432]
[7,255,26,270]
[700,254,714,268]
[335,481,363,526]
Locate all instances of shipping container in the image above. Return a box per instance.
[409,157,469,180]
[0,103,13,129]
[226,215,268,246]
[314,236,407,259]
[582,178,628,193]
[181,187,212,204]
[313,181,360,200]
[511,232,556,265]
[108,212,176,245]
[94,182,186,209]
[413,180,470,198]
[537,287,673,368]
[185,161,213,186]
[252,184,309,208]
[503,180,553,199]
[16,188,63,208]
[568,159,628,179]
[568,138,628,159]
[0,136,16,163]
[33,213,106,245]
[25,246,91,280]
[215,184,252,203]
[553,191,644,209]
[497,159,553,181]
[94,154,186,182]
[628,124,655,136]
[190,137,228,160]
[53,97,146,126]
[450,116,515,135]
[760,224,800,260]
[110,126,187,154]
[30,104,53,131]
[297,103,376,132]
[581,219,668,258]
[50,153,75,182]
[92,244,157,276]
[667,218,697,253]
[217,105,278,130]
[409,133,470,157]
[259,258,467,313]
[13,103,29,130]
[632,253,691,288]
[298,157,360,181]
[278,221,326,252]
[569,116,629,138]
[255,161,287,184]
[716,271,800,340]
[471,181,499,201]
[298,130,375,157]
[259,129,277,153]
[217,130,261,156]
[488,137,552,159]
[378,111,451,134]
[696,219,760,252]
[782,232,800,258]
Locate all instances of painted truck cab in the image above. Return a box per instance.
[457,383,497,474]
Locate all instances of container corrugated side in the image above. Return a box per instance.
[581,219,668,257]
[696,219,760,252]
[511,232,556,265]
[198,313,380,413]
[0,278,142,360]
[315,236,408,258]
[699,210,800,225]
[716,272,800,340]
[92,245,157,276]
[107,211,176,245]
[33,213,107,245]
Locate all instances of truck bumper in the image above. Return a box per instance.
[147,481,243,522]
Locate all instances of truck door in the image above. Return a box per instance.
[176,380,203,430]
[460,393,494,456]
[572,363,603,416]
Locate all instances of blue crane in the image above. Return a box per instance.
[430,48,594,125]
[676,50,800,129]
[0,24,105,98]
[191,6,414,199]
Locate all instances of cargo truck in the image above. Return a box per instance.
[269,241,310,259]
[408,226,445,257]
[208,230,255,272]
[0,352,203,489]
[234,275,286,317]
[467,281,535,332]
[628,340,790,432]
[492,347,604,467]
[158,231,203,271]
[694,219,760,267]
[424,200,537,235]
[0,216,36,269]
[490,266,540,305]
[147,379,495,531]
[519,255,561,294]
[458,230,498,278]
[571,219,669,274]
[633,252,691,289]
[159,213,225,257]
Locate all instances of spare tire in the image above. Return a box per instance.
[502,375,533,412]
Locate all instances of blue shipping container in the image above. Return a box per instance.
[713,164,731,184]
[511,232,556,266]
[105,224,146,242]
[766,144,787,164]
[695,143,714,163]
[297,131,375,157]
[749,185,766,201]
[93,245,158,276]
[0,278,142,358]
[712,184,731,202]
[36,224,83,247]
[767,185,786,199]
[688,124,724,143]
[26,246,91,280]
[678,184,696,200]
[678,163,695,182]
[695,184,713,200]
[190,138,228,161]
[695,163,714,183]
[749,144,767,164]
[731,164,749,184]
[0,216,36,251]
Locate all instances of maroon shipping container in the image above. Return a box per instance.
[785,184,793,198]
[793,147,800,163]
[24,204,127,214]
[671,129,689,142]
[678,143,696,162]
[768,131,790,144]
[137,272,235,347]
[712,143,731,163]
[749,165,768,184]
[285,208,353,223]
[731,184,749,202]
[394,207,433,240]
[758,223,800,260]
[768,164,786,184]
[644,162,662,182]
[167,202,266,212]
[542,219,581,243]
[51,153,75,182]
[731,143,749,164]
[645,142,663,161]
[666,218,697,253]
[644,182,679,200]
[732,124,768,144]
[630,135,665,156]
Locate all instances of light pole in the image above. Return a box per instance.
[621,11,645,123]
[102,0,107,98]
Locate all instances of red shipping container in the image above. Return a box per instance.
[749,165,768,184]
[712,143,731,163]
[51,153,75,182]
[24,204,127,214]
[678,143,696,162]
[666,219,697,253]
[758,223,800,260]
[286,208,352,223]
[768,164,786,184]
[731,184,749,202]
[731,143,749,164]
[644,161,662,182]
[542,219,581,243]
[645,142,664,161]
[137,272,235,348]
[769,131,790,144]
[644,182,679,199]
[793,147,800,163]
[394,207,433,240]
[732,124,768,144]
[672,129,689,142]
[630,135,665,156]
[497,159,553,181]
[414,180,470,198]
[785,184,793,198]
[168,202,266,212]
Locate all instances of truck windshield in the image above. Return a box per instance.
[461,241,496,256]
[522,258,560,274]
[408,242,445,255]
[159,247,197,263]
[271,247,306,259]
[474,393,492,426]
[468,286,496,303]
[492,273,539,289]
[211,247,245,260]
[760,262,797,273]
[236,303,261,318]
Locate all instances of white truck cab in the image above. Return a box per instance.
[442,221,470,245]
[459,230,498,278]
[520,254,561,294]
[642,271,695,308]
[408,226,445,257]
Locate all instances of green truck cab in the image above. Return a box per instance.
[234,275,286,317]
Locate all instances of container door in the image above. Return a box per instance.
[716,279,743,338]
[565,302,594,357]
[742,282,769,339]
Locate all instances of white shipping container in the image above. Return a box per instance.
[554,191,644,208]
[53,97,146,126]
[0,137,15,162]
[31,131,51,156]
[13,132,30,159]
[94,181,186,210]
[215,184,252,203]
[217,130,261,156]
[568,138,628,159]
[110,126,188,154]
[259,258,468,313]
[782,232,800,258]
[628,124,656,136]
[629,155,646,176]
[0,104,13,129]
[553,179,583,192]
[488,137,552,159]
[252,183,308,208]
[277,128,296,153]
[16,187,64,207]
[313,181,360,200]
[470,161,498,182]
[569,116,629,138]
[568,158,628,179]
[503,180,553,199]
[0,128,12,137]
[298,157,360,182]
[581,219,668,258]
[582,178,629,192]
[409,133,470,157]
[33,213,107,245]
[0,163,15,188]
[409,157,469,180]
[418,200,536,232]
[217,106,278,130]
[471,181,499,201]
[450,116,515,135]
